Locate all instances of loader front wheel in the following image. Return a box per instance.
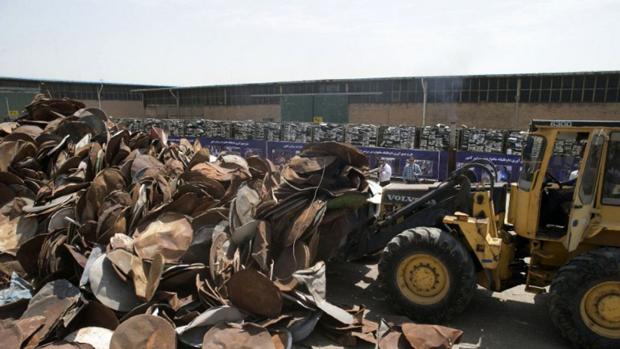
[378,227,476,323]
[549,248,620,348]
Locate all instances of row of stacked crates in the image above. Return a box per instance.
[116,118,528,154]
[457,128,528,155]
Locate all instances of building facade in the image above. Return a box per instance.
[0,77,162,119]
[2,71,619,129]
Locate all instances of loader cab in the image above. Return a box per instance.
[508,120,620,251]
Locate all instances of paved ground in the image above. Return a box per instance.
[298,256,571,349]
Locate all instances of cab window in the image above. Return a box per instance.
[547,132,588,182]
[579,134,604,205]
[602,132,620,205]
[518,135,546,191]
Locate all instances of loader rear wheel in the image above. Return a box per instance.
[549,248,620,348]
[378,227,476,322]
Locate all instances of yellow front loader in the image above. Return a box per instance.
[377,120,620,348]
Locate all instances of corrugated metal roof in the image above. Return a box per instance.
[130,70,620,93]
[3,70,619,94]
[0,76,167,88]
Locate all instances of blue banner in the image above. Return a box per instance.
[266,142,447,180]
[200,138,267,158]
[456,151,522,182]
[266,141,305,166]
[168,136,198,144]
[359,146,447,180]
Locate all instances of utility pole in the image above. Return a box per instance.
[169,89,180,118]
[514,78,521,129]
[421,78,428,126]
[97,81,104,109]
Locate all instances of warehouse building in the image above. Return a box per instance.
[0,77,162,119]
[2,71,619,129]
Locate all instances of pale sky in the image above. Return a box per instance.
[0,0,618,86]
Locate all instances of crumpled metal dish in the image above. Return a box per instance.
[88,254,139,312]
[64,326,113,349]
[109,314,176,349]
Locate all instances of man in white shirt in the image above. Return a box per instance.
[378,159,392,186]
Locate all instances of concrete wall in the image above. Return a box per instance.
[82,100,145,118]
[349,102,620,129]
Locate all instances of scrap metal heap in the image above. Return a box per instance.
[0,96,462,349]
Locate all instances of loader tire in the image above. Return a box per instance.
[378,227,476,323]
[549,248,620,349]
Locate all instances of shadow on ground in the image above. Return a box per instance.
[297,258,571,349]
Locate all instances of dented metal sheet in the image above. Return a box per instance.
[401,323,463,349]
[177,305,246,348]
[227,269,282,318]
[20,279,81,349]
[64,326,113,349]
[201,322,275,349]
[133,212,193,263]
[109,314,176,349]
[88,254,139,312]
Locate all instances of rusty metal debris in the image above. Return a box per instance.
[0,95,463,348]
[109,314,176,349]
[64,327,113,349]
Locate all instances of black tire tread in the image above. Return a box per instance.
[378,226,476,323]
[549,247,620,349]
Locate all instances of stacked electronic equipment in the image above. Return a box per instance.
[345,124,379,147]
[378,125,417,149]
[310,123,346,143]
[553,137,587,157]
[258,122,282,141]
[232,120,256,140]
[419,125,451,151]
[183,120,203,137]
[281,122,312,143]
[116,118,538,156]
[118,118,185,137]
[506,131,527,156]
[458,128,506,153]
[203,120,232,138]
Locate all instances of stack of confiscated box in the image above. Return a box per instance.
[0,96,466,349]
[184,119,205,137]
[281,122,312,143]
[506,131,527,155]
[345,124,379,147]
[119,118,187,138]
[378,125,417,149]
[554,136,587,156]
[231,120,255,140]
[203,119,232,138]
[458,128,506,153]
[310,123,346,143]
[164,119,187,137]
[419,125,451,151]
[255,122,282,141]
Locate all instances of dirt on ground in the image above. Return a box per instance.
[298,256,571,349]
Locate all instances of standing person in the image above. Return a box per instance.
[378,159,392,186]
[403,157,422,183]
[498,166,510,182]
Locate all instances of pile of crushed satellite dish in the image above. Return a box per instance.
[0,96,462,349]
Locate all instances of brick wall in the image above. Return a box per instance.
[136,102,619,130]
[82,100,145,118]
[144,104,281,121]
[350,103,620,129]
